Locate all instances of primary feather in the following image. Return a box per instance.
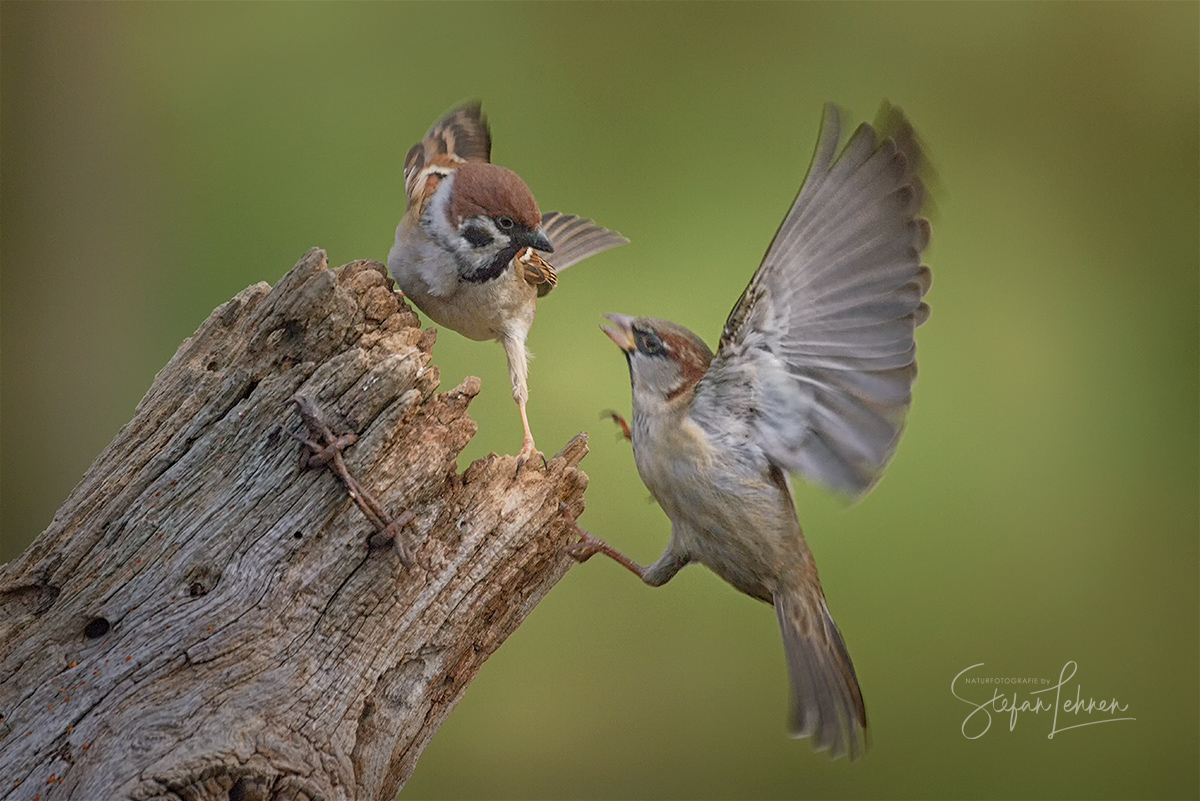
[695,103,933,497]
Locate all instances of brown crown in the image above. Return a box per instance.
[449,162,542,228]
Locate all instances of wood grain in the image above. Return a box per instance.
[0,250,589,800]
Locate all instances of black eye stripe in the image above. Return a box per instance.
[634,328,666,357]
[463,224,494,247]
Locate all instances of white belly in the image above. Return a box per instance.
[388,238,535,343]
[633,410,799,599]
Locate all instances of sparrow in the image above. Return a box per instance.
[387,102,628,463]
[568,103,933,760]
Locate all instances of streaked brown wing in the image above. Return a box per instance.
[404,101,493,208]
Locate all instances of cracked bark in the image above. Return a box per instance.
[0,250,589,801]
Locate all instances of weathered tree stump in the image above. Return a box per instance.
[0,250,589,800]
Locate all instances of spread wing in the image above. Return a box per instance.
[527,211,629,297]
[694,103,933,498]
[403,101,493,209]
[537,211,629,271]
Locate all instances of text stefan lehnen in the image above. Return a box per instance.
[951,661,1134,740]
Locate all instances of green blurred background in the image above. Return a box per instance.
[2,2,1196,798]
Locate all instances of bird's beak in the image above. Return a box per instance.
[601,313,637,353]
[525,227,554,253]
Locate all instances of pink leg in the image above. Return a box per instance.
[516,399,544,467]
[601,410,632,442]
[563,520,648,581]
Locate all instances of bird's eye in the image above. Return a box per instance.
[634,329,666,357]
[496,216,515,231]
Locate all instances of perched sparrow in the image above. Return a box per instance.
[569,103,933,760]
[388,102,628,463]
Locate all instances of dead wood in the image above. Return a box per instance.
[0,250,589,800]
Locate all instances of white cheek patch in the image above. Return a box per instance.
[420,171,518,283]
[423,175,460,248]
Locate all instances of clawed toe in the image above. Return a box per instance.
[564,535,600,562]
[515,439,546,473]
[600,410,632,441]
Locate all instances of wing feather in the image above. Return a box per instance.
[519,212,629,298]
[537,211,629,272]
[696,103,933,498]
[404,101,493,207]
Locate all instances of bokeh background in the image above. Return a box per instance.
[2,3,1196,799]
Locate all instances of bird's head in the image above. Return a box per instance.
[602,314,713,409]
[424,161,553,283]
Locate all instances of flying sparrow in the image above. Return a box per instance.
[387,102,628,464]
[568,103,933,760]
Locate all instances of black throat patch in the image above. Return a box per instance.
[460,243,522,284]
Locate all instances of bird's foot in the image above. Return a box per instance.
[515,436,546,472]
[601,410,632,442]
[560,516,647,580]
[563,529,606,563]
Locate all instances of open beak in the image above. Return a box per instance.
[601,313,637,353]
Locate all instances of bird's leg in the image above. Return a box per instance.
[600,409,632,441]
[517,398,541,465]
[502,332,544,468]
[566,527,648,579]
[563,516,688,587]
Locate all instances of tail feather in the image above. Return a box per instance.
[776,589,868,760]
